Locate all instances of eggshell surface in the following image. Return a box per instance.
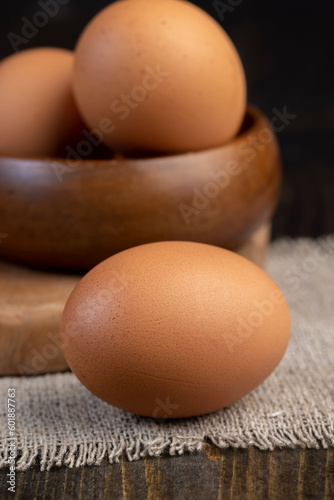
[0,48,84,157]
[61,242,290,418]
[73,0,246,154]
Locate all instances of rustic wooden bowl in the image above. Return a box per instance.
[0,105,281,271]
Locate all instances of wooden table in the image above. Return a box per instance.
[0,446,333,499]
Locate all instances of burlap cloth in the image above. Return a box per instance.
[0,237,333,471]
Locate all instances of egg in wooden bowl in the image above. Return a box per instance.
[0,0,281,271]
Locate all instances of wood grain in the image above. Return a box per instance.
[1,446,333,500]
[0,260,80,375]
[0,106,281,271]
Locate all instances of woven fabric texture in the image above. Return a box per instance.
[0,237,333,471]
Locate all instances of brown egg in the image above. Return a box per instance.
[61,241,290,419]
[73,0,246,154]
[0,47,84,157]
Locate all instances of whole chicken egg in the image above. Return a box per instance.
[73,0,247,154]
[0,47,84,157]
[61,241,290,419]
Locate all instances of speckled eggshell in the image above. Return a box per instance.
[72,0,247,154]
[60,241,290,419]
[0,47,84,157]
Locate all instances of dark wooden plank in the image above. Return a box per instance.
[215,447,234,498]
[297,448,328,499]
[145,456,164,500]
[229,448,249,498]
[325,447,334,500]
[103,459,124,500]
[158,449,221,499]
[1,447,333,500]
[245,447,270,499]
[268,448,300,499]
[121,456,147,500]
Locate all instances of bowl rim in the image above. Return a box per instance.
[0,104,268,166]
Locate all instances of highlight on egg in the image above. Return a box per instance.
[60,241,290,419]
[73,0,247,154]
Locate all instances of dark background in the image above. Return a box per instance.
[1,0,333,239]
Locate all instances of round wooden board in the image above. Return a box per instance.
[0,261,80,376]
[0,223,270,376]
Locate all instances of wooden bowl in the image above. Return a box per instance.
[0,105,281,271]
